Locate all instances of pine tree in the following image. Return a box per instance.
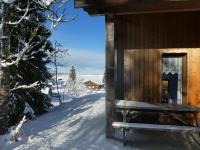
[69,65,76,82]
[66,65,78,98]
[4,0,54,126]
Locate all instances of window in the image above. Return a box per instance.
[161,54,187,104]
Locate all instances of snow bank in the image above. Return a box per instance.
[0,134,8,146]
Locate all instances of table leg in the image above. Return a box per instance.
[193,112,200,138]
[194,113,200,127]
[123,128,126,146]
[122,110,128,146]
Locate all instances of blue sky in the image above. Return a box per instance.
[50,0,105,75]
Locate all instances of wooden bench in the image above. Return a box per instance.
[112,122,200,145]
[113,122,200,132]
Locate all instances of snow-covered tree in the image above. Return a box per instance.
[64,66,87,98]
[0,0,75,126]
[4,0,54,125]
[69,65,76,82]
[51,41,68,105]
[65,78,87,98]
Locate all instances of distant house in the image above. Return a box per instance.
[84,80,104,91]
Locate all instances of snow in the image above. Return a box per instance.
[1,92,200,149]
[39,0,54,7]
[50,74,104,106]
[53,74,104,85]
[9,116,27,142]
[41,87,51,95]
[23,103,35,116]
[0,92,131,150]
[2,0,15,4]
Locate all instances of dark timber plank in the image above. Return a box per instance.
[112,122,200,133]
[105,15,115,138]
[75,0,200,15]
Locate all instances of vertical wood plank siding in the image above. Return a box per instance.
[117,12,200,104]
[189,49,200,106]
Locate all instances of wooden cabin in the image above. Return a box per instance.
[84,80,103,91]
[76,0,200,138]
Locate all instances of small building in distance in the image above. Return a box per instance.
[84,80,104,91]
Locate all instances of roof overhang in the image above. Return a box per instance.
[75,0,200,15]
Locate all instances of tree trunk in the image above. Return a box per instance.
[0,3,9,134]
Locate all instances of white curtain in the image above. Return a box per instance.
[162,57,182,104]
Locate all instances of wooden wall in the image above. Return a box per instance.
[124,49,160,103]
[115,12,200,105]
[189,49,200,106]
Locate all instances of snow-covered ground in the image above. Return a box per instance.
[50,73,105,107]
[0,93,131,150]
[1,93,200,150]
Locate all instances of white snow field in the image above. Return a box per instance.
[1,93,200,150]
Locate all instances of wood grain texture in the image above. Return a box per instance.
[118,12,200,104]
[112,122,200,133]
[75,0,200,15]
[188,49,200,107]
[105,15,115,138]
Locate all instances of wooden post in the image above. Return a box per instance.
[105,14,116,138]
[115,17,124,100]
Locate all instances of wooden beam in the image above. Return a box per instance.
[115,17,124,100]
[105,14,115,138]
[75,0,173,8]
[75,0,200,15]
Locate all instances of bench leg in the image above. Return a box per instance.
[123,128,126,146]
[193,113,200,137]
[122,110,128,146]
[194,113,199,127]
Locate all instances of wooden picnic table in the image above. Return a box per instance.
[113,100,200,146]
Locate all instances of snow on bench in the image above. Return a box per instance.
[112,122,200,133]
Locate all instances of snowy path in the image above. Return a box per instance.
[2,93,200,150]
[2,93,131,150]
